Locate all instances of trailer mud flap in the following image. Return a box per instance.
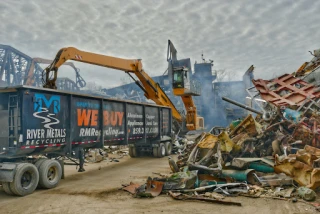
[0,163,17,182]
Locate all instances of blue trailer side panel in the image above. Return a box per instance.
[22,91,69,153]
[0,86,172,159]
[71,96,102,148]
[145,106,159,139]
[103,101,126,145]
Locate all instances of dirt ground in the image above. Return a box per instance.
[0,154,318,214]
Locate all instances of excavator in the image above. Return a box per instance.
[26,57,86,89]
[42,47,188,128]
[42,47,204,131]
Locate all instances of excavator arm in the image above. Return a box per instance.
[43,47,182,123]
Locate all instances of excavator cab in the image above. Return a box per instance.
[172,66,199,96]
[172,67,188,89]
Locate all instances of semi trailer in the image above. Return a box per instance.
[0,86,173,196]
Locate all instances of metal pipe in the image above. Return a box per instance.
[222,97,263,115]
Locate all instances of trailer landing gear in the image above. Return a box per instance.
[78,148,85,172]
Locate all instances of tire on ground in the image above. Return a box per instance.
[9,163,39,196]
[129,147,138,158]
[38,160,62,189]
[165,141,172,156]
[157,143,166,158]
[34,158,48,188]
[2,182,14,195]
[168,159,179,173]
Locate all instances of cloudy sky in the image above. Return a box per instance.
[1,0,319,88]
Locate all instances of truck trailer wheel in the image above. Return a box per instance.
[38,160,62,189]
[35,158,47,169]
[34,158,48,188]
[165,142,172,156]
[157,143,166,158]
[152,147,158,157]
[9,163,39,196]
[2,182,14,195]
[129,147,138,158]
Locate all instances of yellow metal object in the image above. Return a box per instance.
[230,114,262,137]
[218,131,234,153]
[231,133,250,148]
[295,62,308,76]
[172,88,185,96]
[294,49,320,77]
[304,145,320,157]
[43,47,182,123]
[197,131,238,153]
[274,145,320,190]
[197,133,218,149]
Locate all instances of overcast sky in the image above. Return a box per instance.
[1,0,319,88]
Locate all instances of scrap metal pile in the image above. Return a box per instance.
[122,53,320,209]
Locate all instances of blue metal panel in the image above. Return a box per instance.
[0,86,172,159]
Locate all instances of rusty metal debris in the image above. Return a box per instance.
[168,191,242,206]
[122,182,141,194]
[252,74,320,108]
[122,179,164,198]
[144,179,164,197]
[253,173,293,187]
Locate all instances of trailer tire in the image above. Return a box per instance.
[165,142,172,156]
[129,147,138,158]
[10,163,39,196]
[38,160,62,189]
[157,143,166,158]
[35,158,47,169]
[34,158,48,188]
[152,147,158,157]
[2,182,14,195]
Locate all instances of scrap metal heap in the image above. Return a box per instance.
[122,50,320,210]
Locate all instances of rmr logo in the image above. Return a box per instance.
[34,93,60,114]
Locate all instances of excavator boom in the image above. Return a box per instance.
[43,47,182,123]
